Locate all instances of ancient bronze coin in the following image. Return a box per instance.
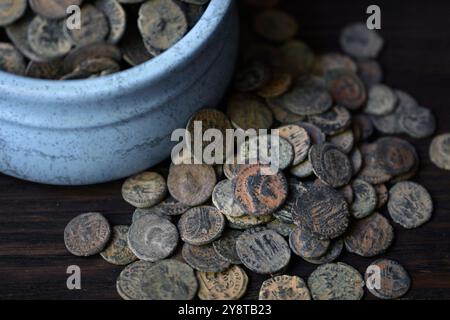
[351,179,377,219]
[64,212,111,257]
[233,164,288,216]
[375,184,389,208]
[340,22,384,58]
[292,184,350,240]
[308,262,365,300]
[0,0,27,27]
[136,196,190,219]
[28,16,73,60]
[67,4,109,47]
[182,243,231,273]
[289,226,330,259]
[132,207,173,223]
[313,52,357,75]
[365,259,411,300]
[358,143,393,184]
[371,111,402,135]
[29,0,83,19]
[167,164,217,206]
[138,0,188,56]
[308,106,352,135]
[128,215,179,262]
[227,93,273,130]
[257,68,292,98]
[430,133,450,171]
[116,260,154,300]
[69,57,120,78]
[0,42,26,75]
[388,181,433,229]
[121,172,167,208]
[234,61,271,92]
[352,114,374,141]
[302,238,344,265]
[268,76,332,116]
[357,60,383,88]
[365,84,397,116]
[339,183,354,204]
[259,275,311,300]
[309,143,353,188]
[329,129,355,154]
[225,213,273,230]
[297,122,326,144]
[252,9,298,42]
[178,206,225,245]
[350,147,363,175]
[344,212,394,257]
[212,179,245,218]
[95,0,126,44]
[212,229,242,264]
[268,99,305,124]
[223,157,242,180]
[267,219,295,237]
[325,69,367,110]
[376,137,416,176]
[100,225,138,266]
[26,59,65,79]
[236,228,291,274]
[197,265,248,300]
[399,105,436,139]
[290,159,313,178]
[279,40,315,77]
[277,124,311,165]
[62,42,121,73]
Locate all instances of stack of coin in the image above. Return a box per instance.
[0,0,210,79]
[62,1,442,300]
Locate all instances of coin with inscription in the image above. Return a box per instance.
[197,265,248,300]
[212,179,245,218]
[117,260,154,300]
[302,238,344,265]
[365,84,397,116]
[67,4,109,47]
[376,137,416,176]
[308,106,351,136]
[132,207,172,223]
[100,225,138,266]
[292,183,350,240]
[351,179,377,219]
[252,9,298,42]
[212,229,242,264]
[325,69,367,110]
[0,0,27,27]
[277,124,311,165]
[345,212,394,257]
[168,164,217,206]
[29,0,83,19]
[233,164,288,216]
[122,172,167,208]
[95,0,126,44]
[0,42,26,75]
[64,212,111,257]
[388,181,433,229]
[289,226,330,259]
[365,259,411,300]
[128,215,178,262]
[236,228,291,274]
[227,93,273,130]
[358,143,392,184]
[430,133,450,171]
[182,243,231,273]
[178,206,225,246]
[259,275,311,300]
[340,22,384,58]
[308,263,365,300]
[309,143,353,188]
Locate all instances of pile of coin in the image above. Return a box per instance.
[62,2,443,300]
[0,0,209,79]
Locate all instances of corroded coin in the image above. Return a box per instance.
[399,105,436,139]
[95,0,126,44]
[225,213,273,230]
[358,143,393,184]
[351,179,377,219]
[67,57,120,78]
[297,122,326,144]
[339,183,354,204]
[178,206,225,245]
[309,143,353,188]
[325,69,367,110]
[116,260,154,300]
[376,137,416,176]
[100,225,137,266]
[259,275,311,300]
[357,60,383,87]
[64,212,111,257]
[290,159,313,178]
[292,184,350,240]
[430,133,450,171]
[138,0,188,56]
[267,99,304,124]
[62,42,122,73]
[277,124,311,165]
[26,60,65,79]
[212,179,245,218]
[227,93,273,130]
[0,0,27,27]
[67,4,109,47]
[375,184,389,208]
[365,259,411,300]
[313,52,357,75]
[257,68,292,98]
[212,229,242,264]
[182,243,231,273]
[280,40,315,77]
[144,196,190,217]
[344,212,394,257]
[236,228,291,274]
[233,164,288,216]
[308,263,365,300]
[167,164,217,206]
[302,238,344,265]
[128,215,178,262]
[28,16,73,60]
[29,0,83,19]
[132,207,172,223]
[308,106,351,136]
[252,9,298,42]
[388,181,433,229]
[0,42,26,75]
[197,265,248,300]
[234,61,271,92]
[289,226,330,259]
[352,114,374,141]
[350,147,363,175]
[267,219,295,237]
[329,129,354,154]
[121,172,167,208]
[365,84,397,116]
[340,22,384,58]
[223,157,241,180]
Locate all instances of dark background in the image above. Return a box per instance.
[1,0,450,300]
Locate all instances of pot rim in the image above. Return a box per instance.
[0,0,233,101]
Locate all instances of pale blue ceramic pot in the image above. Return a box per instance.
[0,0,239,185]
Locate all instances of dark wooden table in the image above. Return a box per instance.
[1,0,450,300]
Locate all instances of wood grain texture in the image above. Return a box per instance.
[1,0,450,299]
